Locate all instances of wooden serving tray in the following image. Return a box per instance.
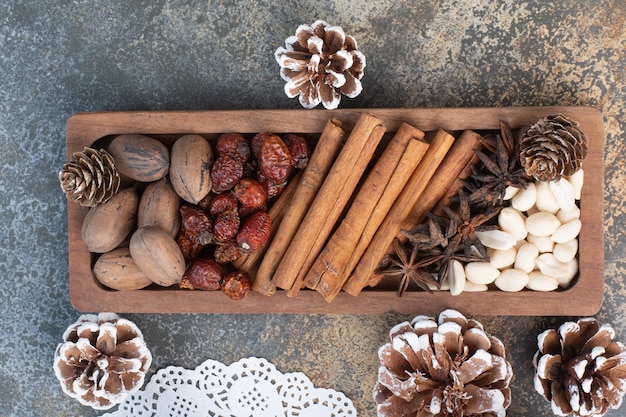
[66,107,604,315]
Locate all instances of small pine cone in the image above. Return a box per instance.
[374,309,512,417]
[58,147,120,207]
[520,114,588,182]
[533,318,626,417]
[53,313,151,410]
[274,20,366,109]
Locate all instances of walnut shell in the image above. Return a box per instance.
[137,178,180,237]
[93,247,153,290]
[81,187,138,253]
[107,134,169,182]
[169,134,214,204]
[129,226,185,286]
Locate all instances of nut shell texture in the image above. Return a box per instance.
[169,134,214,204]
[129,226,185,286]
[107,134,169,182]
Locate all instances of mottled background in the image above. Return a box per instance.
[0,1,624,416]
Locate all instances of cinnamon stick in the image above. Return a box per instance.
[342,129,455,296]
[308,128,429,302]
[276,113,386,296]
[237,171,302,294]
[254,118,345,294]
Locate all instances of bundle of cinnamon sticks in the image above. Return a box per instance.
[241,112,483,302]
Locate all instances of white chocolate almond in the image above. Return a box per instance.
[494,269,529,292]
[527,234,555,253]
[536,253,569,277]
[535,181,560,214]
[475,230,517,250]
[558,258,579,288]
[566,169,584,199]
[488,247,517,269]
[504,186,520,200]
[556,205,581,223]
[448,260,465,296]
[551,219,582,244]
[526,212,561,237]
[526,271,559,291]
[514,243,539,273]
[553,239,578,263]
[465,262,500,285]
[463,281,489,292]
[498,207,527,241]
[511,182,537,212]
[549,179,576,211]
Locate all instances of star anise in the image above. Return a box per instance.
[377,239,442,296]
[465,121,530,206]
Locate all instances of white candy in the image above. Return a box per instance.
[556,206,581,223]
[488,247,517,269]
[557,258,579,288]
[526,271,559,291]
[549,179,576,211]
[526,212,561,237]
[535,181,560,214]
[536,253,570,277]
[475,230,517,250]
[463,281,488,292]
[527,234,555,253]
[566,169,584,199]
[504,186,520,200]
[511,182,537,212]
[498,207,527,241]
[514,243,540,273]
[465,262,501,285]
[551,219,582,243]
[448,259,465,296]
[494,269,529,292]
[553,239,578,263]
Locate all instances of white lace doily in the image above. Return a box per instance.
[101,356,357,417]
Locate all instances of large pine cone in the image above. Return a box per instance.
[374,309,513,417]
[53,313,152,410]
[274,20,366,110]
[533,318,626,417]
[519,114,588,182]
[59,147,120,207]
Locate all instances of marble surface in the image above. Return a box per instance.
[0,1,624,416]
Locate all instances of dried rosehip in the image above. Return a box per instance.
[213,240,242,264]
[238,202,267,219]
[176,231,203,261]
[207,193,238,218]
[233,178,267,209]
[216,133,250,162]
[196,192,214,211]
[250,132,267,158]
[236,211,271,252]
[180,205,213,245]
[211,155,244,193]
[284,134,310,169]
[257,133,293,184]
[221,270,251,300]
[183,258,224,291]
[256,171,287,199]
[213,209,240,242]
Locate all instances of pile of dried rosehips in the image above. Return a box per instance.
[177,132,310,299]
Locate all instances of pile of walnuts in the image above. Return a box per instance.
[178,132,310,299]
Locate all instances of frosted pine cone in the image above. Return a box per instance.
[53,313,152,410]
[533,318,626,417]
[374,309,512,417]
[59,147,120,207]
[274,20,366,109]
[520,114,588,182]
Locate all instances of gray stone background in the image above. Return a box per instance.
[0,1,624,416]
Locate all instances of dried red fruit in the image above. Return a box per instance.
[211,156,244,193]
[257,133,293,184]
[207,193,239,218]
[256,171,287,199]
[284,134,310,169]
[213,240,242,264]
[216,133,251,162]
[183,258,223,291]
[196,192,214,211]
[180,205,213,245]
[250,132,267,158]
[176,231,203,261]
[213,209,240,242]
[221,270,251,300]
[238,202,267,219]
[233,178,267,209]
[236,211,271,252]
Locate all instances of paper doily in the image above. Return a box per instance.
[102,356,357,417]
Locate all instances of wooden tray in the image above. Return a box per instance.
[66,107,604,315]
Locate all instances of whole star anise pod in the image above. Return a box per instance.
[465,121,530,206]
[274,20,366,109]
[376,239,442,296]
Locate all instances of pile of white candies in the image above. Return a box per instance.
[443,169,584,295]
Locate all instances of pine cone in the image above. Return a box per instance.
[53,313,152,410]
[519,114,588,182]
[374,309,513,417]
[533,318,626,417]
[274,20,366,110]
[59,147,120,207]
